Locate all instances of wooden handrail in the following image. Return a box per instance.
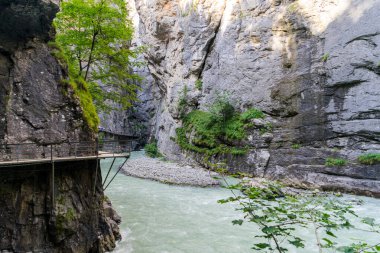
[0,139,133,165]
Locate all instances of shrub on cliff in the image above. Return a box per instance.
[175,95,266,157]
[144,141,162,158]
[208,93,235,125]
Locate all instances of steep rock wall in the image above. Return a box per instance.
[131,0,380,195]
[0,161,119,253]
[0,0,93,143]
[0,0,120,251]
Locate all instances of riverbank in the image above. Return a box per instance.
[121,152,219,187]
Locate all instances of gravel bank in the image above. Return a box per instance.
[122,154,220,187]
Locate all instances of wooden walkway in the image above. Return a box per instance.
[0,140,132,167]
[0,139,137,207]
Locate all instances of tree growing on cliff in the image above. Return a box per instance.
[53,0,143,112]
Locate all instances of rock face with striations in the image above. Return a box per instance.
[0,0,120,252]
[129,0,380,196]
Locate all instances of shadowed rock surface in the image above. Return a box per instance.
[0,161,120,253]
[0,0,120,251]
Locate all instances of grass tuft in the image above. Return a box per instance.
[358,153,380,165]
[291,144,301,149]
[325,158,347,167]
[195,79,202,91]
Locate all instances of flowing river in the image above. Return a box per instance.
[102,153,380,253]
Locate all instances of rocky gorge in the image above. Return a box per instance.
[0,0,120,252]
[103,0,380,196]
[0,0,379,251]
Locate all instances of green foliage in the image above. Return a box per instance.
[225,116,246,141]
[208,94,235,124]
[178,85,189,119]
[144,140,162,158]
[259,123,273,135]
[56,195,66,205]
[291,144,301,149]
[322,53,330,62]
[195,79,203,91]
[358,153,380,165]
[182,110,221,148]
[218,177,380,253]
[62,78,100,132]
[240,108,265,121]
[55,208,76,235]
[48,41,71,72]
[66,208,75,221]
[325,158,347,167]
[175,98,266,157]
[337,243,380,253]
[53,0,143,113]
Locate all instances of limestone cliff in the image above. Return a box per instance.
[127,0,380,196]
[0,0,120,251]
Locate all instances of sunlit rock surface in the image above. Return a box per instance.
[128,0,380,196]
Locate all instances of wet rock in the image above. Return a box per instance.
[103,198,122,224]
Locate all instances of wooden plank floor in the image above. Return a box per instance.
[0,152,130,167]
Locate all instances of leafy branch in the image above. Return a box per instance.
[53,0,144,113]
[214,163,380,253]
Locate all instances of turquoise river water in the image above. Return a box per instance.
[102,153,380,253]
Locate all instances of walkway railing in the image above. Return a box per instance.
[0,140,132,166]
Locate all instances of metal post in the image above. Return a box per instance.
[102,157,116,187]
[103,158,128,191]
[51,145,55,208]
[93,138,99,196]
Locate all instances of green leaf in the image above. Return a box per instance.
[326,230,337,238]
[232,219,244,226]
[337,246,355,253]
[288,237,305,248]
[362,217,376,226]
[253,243,271,249]
[322,238,335,248]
